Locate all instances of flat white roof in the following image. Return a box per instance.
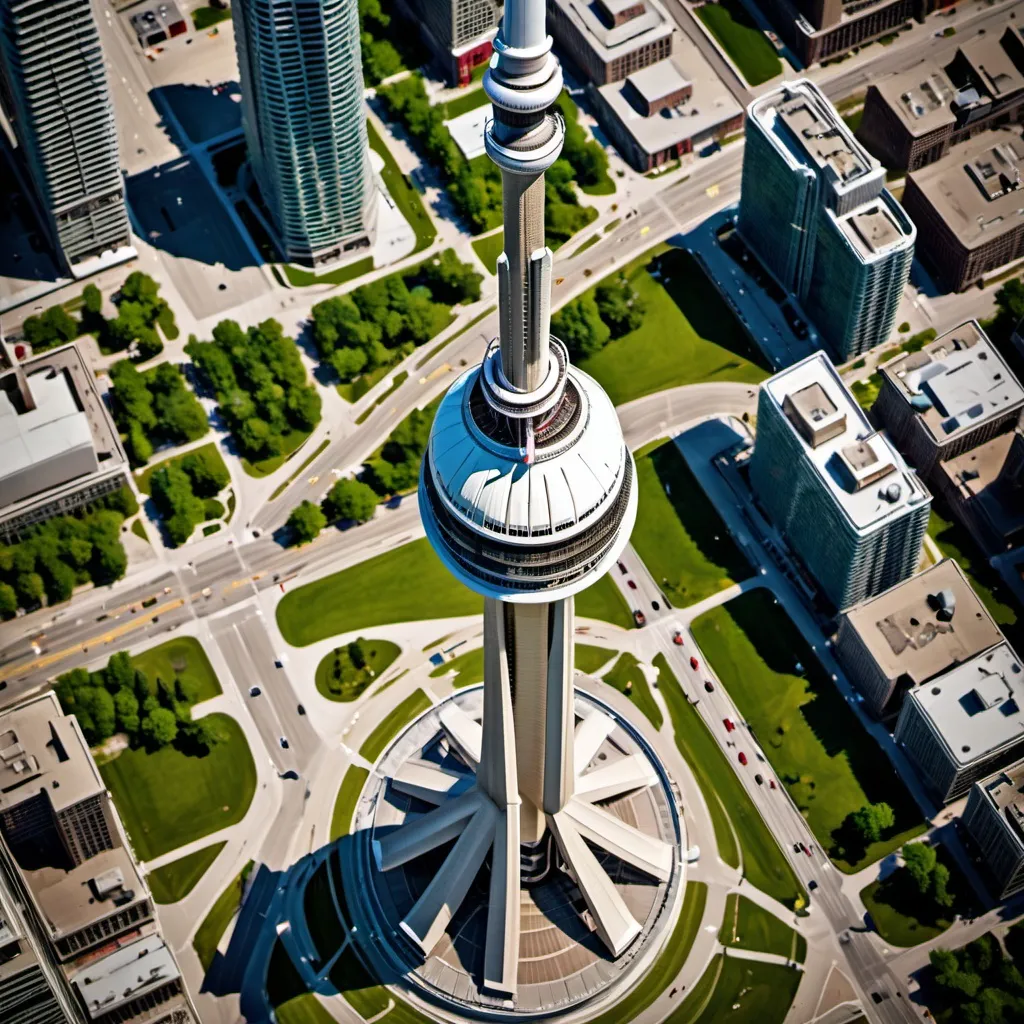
[909,642,1024,767]
[627,60,689,102]
[551,0,674,63]
[71,933,180,1019]
[445,105,489,161]
[0,368,94,481]
[764,352,930,532]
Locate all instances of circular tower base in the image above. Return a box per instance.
[345,682,685,1020]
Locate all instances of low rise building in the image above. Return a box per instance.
[858,27,1024,173]
[547,0,674,85]
[396,0,501,86]
[749,351,931,611]
[0,693,195,1024]
[836,558,1004,716]
[901,127,1024,291]
[740,80,915,361]
[0,343,129,543]
[588,35,743,172]
[895,642,1024,802]
[962,759,1024,899]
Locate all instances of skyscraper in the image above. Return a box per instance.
[346,0,681,1013]
[739,80,915,362]
[233,0,377,268]
[0,0,133,276]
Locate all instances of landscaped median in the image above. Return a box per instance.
[193,860,254,973]
[672,954,802,1023]
[691,589,926,872]
[722,893,806,963]
[147,841,225,904]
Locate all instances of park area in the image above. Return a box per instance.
[696,0,782,86]
[692,589,925,871]
[631,440,751,607]
[315,639,400,701]
[576,247,769,406]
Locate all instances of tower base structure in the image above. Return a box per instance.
[345,680,684,1019]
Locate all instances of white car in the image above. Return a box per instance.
[685,845,701,864]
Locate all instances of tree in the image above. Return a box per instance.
[552,294,611,359]
[104,652,135,693]
[141,707,178,747]
[0,582,16,618]
[287,501,326,545]
[286,385,322,431]
[418,249,482,305]
[119,271,161,308]
[181,452,229,498]
[90,536,128,583]
[239,417,280,460]
[85,687,117,743]
[15,572,44,608]
[331,346,368,381]
[114,688,140,735]
[83,283,103,316]
[23,305,78,350]
[175,674,200,705]
[151,462,205,546]
[596,277,645,338]
[850,802,895,844]
[933,862,953,909]
[902,841,937,895]
[322,478,378,523]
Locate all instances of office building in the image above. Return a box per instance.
[962,760,1024,899]
[740,80,915,361]
[547,0,674,85]
[0,693,195,1023]
[348,1,682,1015]
[398,0,502,86]
[836,558,1004,716]
[588,33,743,172]
[749,351,931,611]
[902,127,1024,291]
[895,642,1024,802]
[874,320,1024,552]
[233,0,377,268]
[755,0,917,67]
[0,0,134,277]
[857,29,1024,173]
[0,343,129,543]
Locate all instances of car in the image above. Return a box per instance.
[690,656,699,671]
[723,717,734,732]
[633,609,646,627]
[627,580,637,590]
[249,686,261,697]
[808,880,818,890]
[737,752,748,766]
[839,932,851,945]
[279,736,289,749]
[297,704,306,715]
[800,843,811,857]
[793,843,801,853]
[704,679,714,692]
[651,600,660,611]
[769,779,776,790]
[617,561,627,574]
[672,631,684,646]
[685,845,701,863]
[754,773,764,785]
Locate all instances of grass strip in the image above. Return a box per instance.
[330,766,369,841]
[147,842,225,904]
[360,689,432,763]
[602,652,663,729]
[269,438,331,501]
[192,860,254,972]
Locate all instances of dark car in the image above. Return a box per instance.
[754,773,764,785]
[279,736,289,749]
[297,704,306,716]
[704,680,714,692]
[627,580,637,590]
[618,561,627,574]
[633,609,646,627]
[651,600,660,611]
[808,880,818,890]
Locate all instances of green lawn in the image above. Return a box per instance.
[631,441,751,607]
[861,843,977,947]
[555,92,616,196]
[192,5,231,30]
[275,995,337,1024]
[315,639,400,701]
[304,860,346,965]
[843,108,864,134]
[851,372,882,410]
[668,956,801,1023]
[337,363,392,404]
[929,509,1021,651]
[692,590,926,872]
[414,305,495,369]
[440,86,491,120]
[282,256,374,288]
[576,571,635,629]
[131,518,149,542]
[722,893,806,962]
[101,714,256,862]
[269,439,331,500]
[360,689,432,763]
[193,860,253,972]
[471,229,504,273]
[330,766,369,841]
[367,120,435,254]
[133,636,221,702]
[588,883,707,1024]
[147,842,225,904]
[577,247,768,406]
[575,644,616,674]
[135,442,227,495]
[655,655,806,908]
[572,234,600,257]
[429,645,484,689]
[696,0,782,86]
[277,538,480,645]
[242,426,314,478]
[601,653,663,729]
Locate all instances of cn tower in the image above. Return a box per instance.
[350,0,682,1012]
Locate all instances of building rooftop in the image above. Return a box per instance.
[879,320,1024,444]
[977,758,1024,844]
[837,195,911,259]
[596,44,742,157]
[842,558,1003,686]
[907,127,1024,250]
[958,31,1024,102]
[907,642,1024,767]
[764,352,930,532]
[626,60,689,104]
[71,932,181,1019]
[751,79,880,196]
[551,0,673,63]
[874,61,956,137]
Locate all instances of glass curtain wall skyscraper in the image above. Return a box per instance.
[0,0,133,276]
[233,0,377,268]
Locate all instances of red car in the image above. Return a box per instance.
[800,843,811,857]
[633,609,647,627]
[723,717,735,732]
[672,631,684,646]
[769,779,777,790]
[689,656,699,671]
[617,561,627,574]
[627,580,637,590]
[738,752,748,766]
